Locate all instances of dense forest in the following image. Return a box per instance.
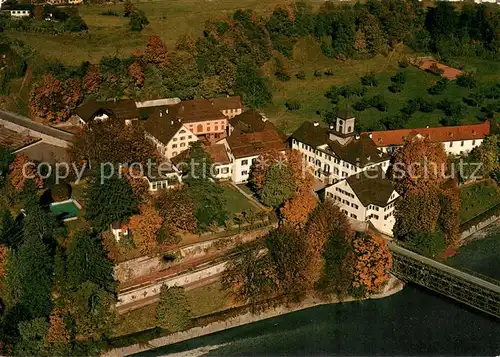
[1,0,499,123]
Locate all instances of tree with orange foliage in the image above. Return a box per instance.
[144,36,168,67]
[392,135,460,252]
[309,201,356,297]
[8,154,42,192]
[30,74,82,123]
[351,233,392,298]
[0,244,7,281]
[392,135,448,195]
[280,174,316,227]
[156,187,197,242]
[128,203,163,254]
[83,64,100,94]
[128,61,144,87]
[46,311,70,345]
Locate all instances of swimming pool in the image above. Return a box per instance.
[49,199,82,221]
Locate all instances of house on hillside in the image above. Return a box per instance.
[218,110,287,183]
[72,99,139,126]
[152,97,242,143]
[143,106,198,159]
[110,221,129,242]
[324,167,399,237]
[362,120,490,156]
[144,164,183,192]
[1,4,33,17]
[290,109,390,185]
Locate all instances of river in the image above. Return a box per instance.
[137,228,500,356]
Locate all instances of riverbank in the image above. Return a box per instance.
[104,276,404,356]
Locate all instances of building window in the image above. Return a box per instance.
[472,140,476,146]
[461,141,464,147]
[179,130,186,134]
[180,143,186,147]
[172,144,177,148]
[180,136,185,140]
[242,159,248,166]
[350,214,357,219]
[222,167,229,174]
[197,124,203,132]
[449,142,453,148]
[215,126,219,131]
[172,151,177,156]
[241,171,248,176]
[207,127,211,132]
[351,203,359,209]
[188,135,192,139]
[252,158,257,164]
[173,138,178,142]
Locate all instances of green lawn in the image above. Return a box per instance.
[112,281,231,337]
[10,0,329,66]
[264,39,497,134]
[460,180,500,223]
[222,185,260,216]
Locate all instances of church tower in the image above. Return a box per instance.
[329,108,356,145]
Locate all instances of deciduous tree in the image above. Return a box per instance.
[128,203,163,254]
[82,64,100,94]
[144,36,168,66]
[351,233,392,297]
[8,154,42,192]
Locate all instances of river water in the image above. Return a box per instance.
[138,229,500,356]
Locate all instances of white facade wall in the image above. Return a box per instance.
[221,108,243,119]
[214,163,232,180]
[291,139,389,184]
[10,10,30,17]
[146,126,198,159]
[378,138,484,156]
[233,156,259,183]
[325,181,399,237]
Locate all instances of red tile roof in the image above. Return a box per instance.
[363,121,490,148]
[204,144,231,165]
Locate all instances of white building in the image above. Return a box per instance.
[143,107,198,159]
[218,110,287,183]
[289,110,390,185]
[324,167,399,237]
[363,120,491,156]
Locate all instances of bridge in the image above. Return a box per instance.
[389,242,500,319]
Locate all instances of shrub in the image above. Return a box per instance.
[360,73,378,87]
[313,70,323,77]
[295,71,306,80]
[456,72,477,89]
[324,85,338,100]
[391,72,406,85]
[419,98,436,113]
[339,86,353,99]
[324,69,334,76]
[156,286,191,332]
[428,78,449,95]
[285,100,301,111]
[398,59,409,68]
[388,82,403,93]
[50,182,71,202]
[101,11,120,16]
[353,99,370,111]
[368,95,388,112]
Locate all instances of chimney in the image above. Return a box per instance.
[426,125,429,128]
[329,125,334,130]
[313,122,319,127]
[368,133,373,139]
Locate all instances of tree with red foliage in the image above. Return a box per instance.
[144,36,168,67]
[351,233,392,297]
[30,74,82,123]
[83,64,100,94]
[8,154,43,192]
[156,187,197,239]
[128,61,144,87]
